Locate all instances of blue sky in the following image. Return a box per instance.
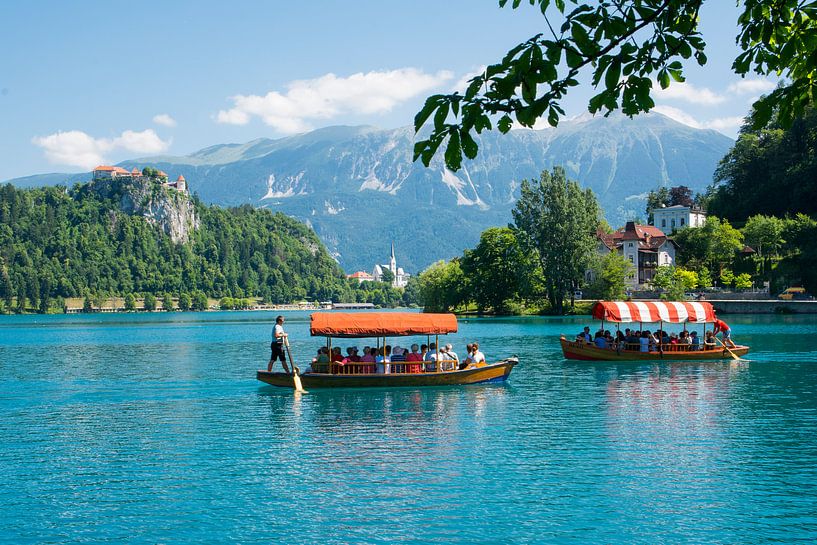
[0,1,776,181]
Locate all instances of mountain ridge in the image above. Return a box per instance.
[6,113,734,272]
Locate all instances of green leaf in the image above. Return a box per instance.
[444,129,462,171]
[498,115,513,133]
[414,96,440,132]
[605,58,621,91]
[461,129,479,159]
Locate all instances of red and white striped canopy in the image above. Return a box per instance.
[591,301,716,324]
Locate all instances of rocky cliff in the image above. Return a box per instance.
[88,178,198,244]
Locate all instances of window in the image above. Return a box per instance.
[661,219,666,228]
[628,242,633,248]
[671,219,676,228]
[680,218,685,226]
[629,255,634,263]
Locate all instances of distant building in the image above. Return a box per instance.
[347,271,374,283]
[372,242,410,288]
[91,166,187,193]
[92,165,132,180]
[651,204,706,232]
[596,222,678,288]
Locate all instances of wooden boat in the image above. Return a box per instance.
[561,301,750,361]
[257,312,518,388]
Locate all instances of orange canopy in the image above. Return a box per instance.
[310,312,458,338]
[591,301,716,324]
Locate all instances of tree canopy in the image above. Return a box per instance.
[415,0,815,171]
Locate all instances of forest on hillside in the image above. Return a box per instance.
[0,183,414,313]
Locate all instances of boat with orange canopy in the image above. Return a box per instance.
[257,312,518,388]
[560,301,750,361]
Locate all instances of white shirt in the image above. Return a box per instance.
[272,323,284,343]
[472,350,485,363]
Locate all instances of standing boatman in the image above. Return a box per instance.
[712,317,736,348]
[268,315,290,373]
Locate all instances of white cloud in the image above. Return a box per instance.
[152,113,177,127]
[727,79,776,95]
[653,82,725,105]
[216,68,454,133]
[653,105,744,135]
[32,129,170,169]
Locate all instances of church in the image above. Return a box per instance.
[372,243,411,288]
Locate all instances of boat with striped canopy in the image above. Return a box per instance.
[257,312,518,388]
[560,301,750,361]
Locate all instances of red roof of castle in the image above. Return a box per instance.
[176,175,185,181]
[94,165,115,171]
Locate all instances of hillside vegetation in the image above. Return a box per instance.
[0,181,411,313]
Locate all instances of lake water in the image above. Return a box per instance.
[2,311,817,544]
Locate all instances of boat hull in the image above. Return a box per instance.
[257,358,518,389]
[560,336,750,361]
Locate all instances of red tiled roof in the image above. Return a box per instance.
[131,168,140,174]
[347,271,373,279]
[598,223,671,250]
[176,175,185,181]
[94,165,115,171]
[157,170,168,177]
[113,167,130,174]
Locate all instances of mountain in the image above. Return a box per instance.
[6,113,733,273]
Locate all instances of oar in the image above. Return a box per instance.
[714,336,741,361]
[284,338,307,393]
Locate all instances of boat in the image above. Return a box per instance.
[257,312,518,388]
[560,301,750,361]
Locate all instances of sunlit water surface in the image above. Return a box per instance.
[2,311,817,543]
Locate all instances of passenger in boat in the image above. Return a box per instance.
[441,343,459,371]
[406,344,423,373]
[690,331,700,351]
[615,330,625,348]
[578,326,592,343]
[424,342,439,372]
[376,346,391,374]
[712,318,736,348]
[471,342,486,364]
[345,347,362,363]
[625,329,639,351]
[679,331,692,351]
[360,347,376,373]
[267,315,290,373]
[420,344,429,361]
[639,331,650,352]
[331,347,344,363]
[649,331,660,352]
[391,346,406,362]
[312,347,330,373]
[594,331,608,349]
[704,331,717,349]
[460,343,475,369]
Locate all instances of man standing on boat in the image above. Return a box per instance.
[712,318,736,348]
[268,315,290,373]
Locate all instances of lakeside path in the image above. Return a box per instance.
[2,311,817,543]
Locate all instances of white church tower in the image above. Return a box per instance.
[372,241,411,288]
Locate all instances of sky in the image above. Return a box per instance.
[0,1,777,181]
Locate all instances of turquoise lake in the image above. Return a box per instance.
[2,311,817,543]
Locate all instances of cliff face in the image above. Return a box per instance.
[89,178,198,244]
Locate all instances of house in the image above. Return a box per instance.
[92,165,132,180]
[651,204,706,232]
[347,271,374,283]
[167,175,187,192]
[372,242,411,288]
[596,222,678,288]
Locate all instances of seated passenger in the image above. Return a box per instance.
[406,344,423,361]
[690,331,700,351]
[348,347,362,362]
[679,332,692,350]
[639,332,650,352]
[391,345,406,362]
[594,332,608,349]
[579,326,592,343]
[312,347,330,373]
[330,347,343,363]
[376,346,391,374]
[441,343,459,371]
[704,331,717,350]
[471,342,486,364]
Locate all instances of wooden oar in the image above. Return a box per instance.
[284,338,307,393]
[714,335,741,361]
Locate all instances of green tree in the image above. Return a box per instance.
[675,268,699,291]
[674,217,744,275]
[379,268,395,286]
[645,187,670,223]
[401,276,422,307]
[124,293,136,311]
[742,214,786,280]
[162,292,174,311]
[191,291,208,311]
[711,107,817,220]
[734,273,753,290]
[512,167,600,314]
[720,269,735,288]
[460,227,524,313]
[143,293,156,311]
[414,1,817,170]
[588,251,634,301]
[651,266,686,301]
[418,260,467,313]
[178,292,191,311]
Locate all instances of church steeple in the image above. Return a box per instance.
[389,241,396,274]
